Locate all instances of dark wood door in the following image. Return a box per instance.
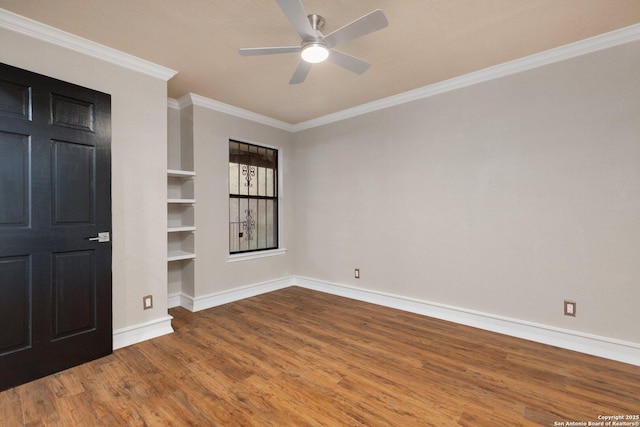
[0,63,112,391]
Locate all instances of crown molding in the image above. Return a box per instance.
[0,8,177,81]
[291,22,640,131]
[5,7,639,127]
[168,23,640,131]
[167,97,180,110]
[177,93,294,132]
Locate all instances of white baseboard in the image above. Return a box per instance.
[178,276,292,312]
[113,315,174,350]
[293,276,640,367]
[163,275,640,366]
[167,292,188,308]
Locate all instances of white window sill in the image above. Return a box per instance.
[227,248,287,263]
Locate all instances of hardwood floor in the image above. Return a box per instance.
[2,286,639,426]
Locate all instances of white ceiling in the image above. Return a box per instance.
[2,0,640,124]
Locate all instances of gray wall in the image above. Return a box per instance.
[190,103,295,297]
[292,40,640,343]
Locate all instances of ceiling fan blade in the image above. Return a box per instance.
[327,50,371,74]
[276,0,316,40]
[239,46,301,56]
[289,61,312,84]
[322,9,388,49]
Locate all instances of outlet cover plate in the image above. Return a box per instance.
[564,300,576,316]
[143,295,153,310]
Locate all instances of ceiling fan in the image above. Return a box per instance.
[239,0,389,84]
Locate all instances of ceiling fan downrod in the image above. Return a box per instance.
[307,14,325,34]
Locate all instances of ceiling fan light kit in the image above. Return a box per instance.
[239,0,388,84]
[301,41,329,63]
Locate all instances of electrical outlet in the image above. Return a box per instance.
[355,268,360,279]
[564,300,576,317]
[143,295,153,310]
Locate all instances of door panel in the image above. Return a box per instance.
[52,250,95,339]
[52,140,95,225]
[51,93,95,132]
[0,79,31,120]
[0,131,29,226]
[0,255,31,355]
[0,62,112,391]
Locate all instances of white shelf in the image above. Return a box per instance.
[168,105,196,298]
[168,250,196,262]
[168,169,196,178]
[168,226,196,233]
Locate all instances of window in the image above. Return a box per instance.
[229,140,278,254]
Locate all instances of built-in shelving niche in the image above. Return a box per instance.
[167,105,196,304]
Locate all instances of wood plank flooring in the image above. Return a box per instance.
[1,286,639,426]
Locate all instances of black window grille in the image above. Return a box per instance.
[229,140,278,254]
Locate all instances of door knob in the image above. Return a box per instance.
[88,232,110,242]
